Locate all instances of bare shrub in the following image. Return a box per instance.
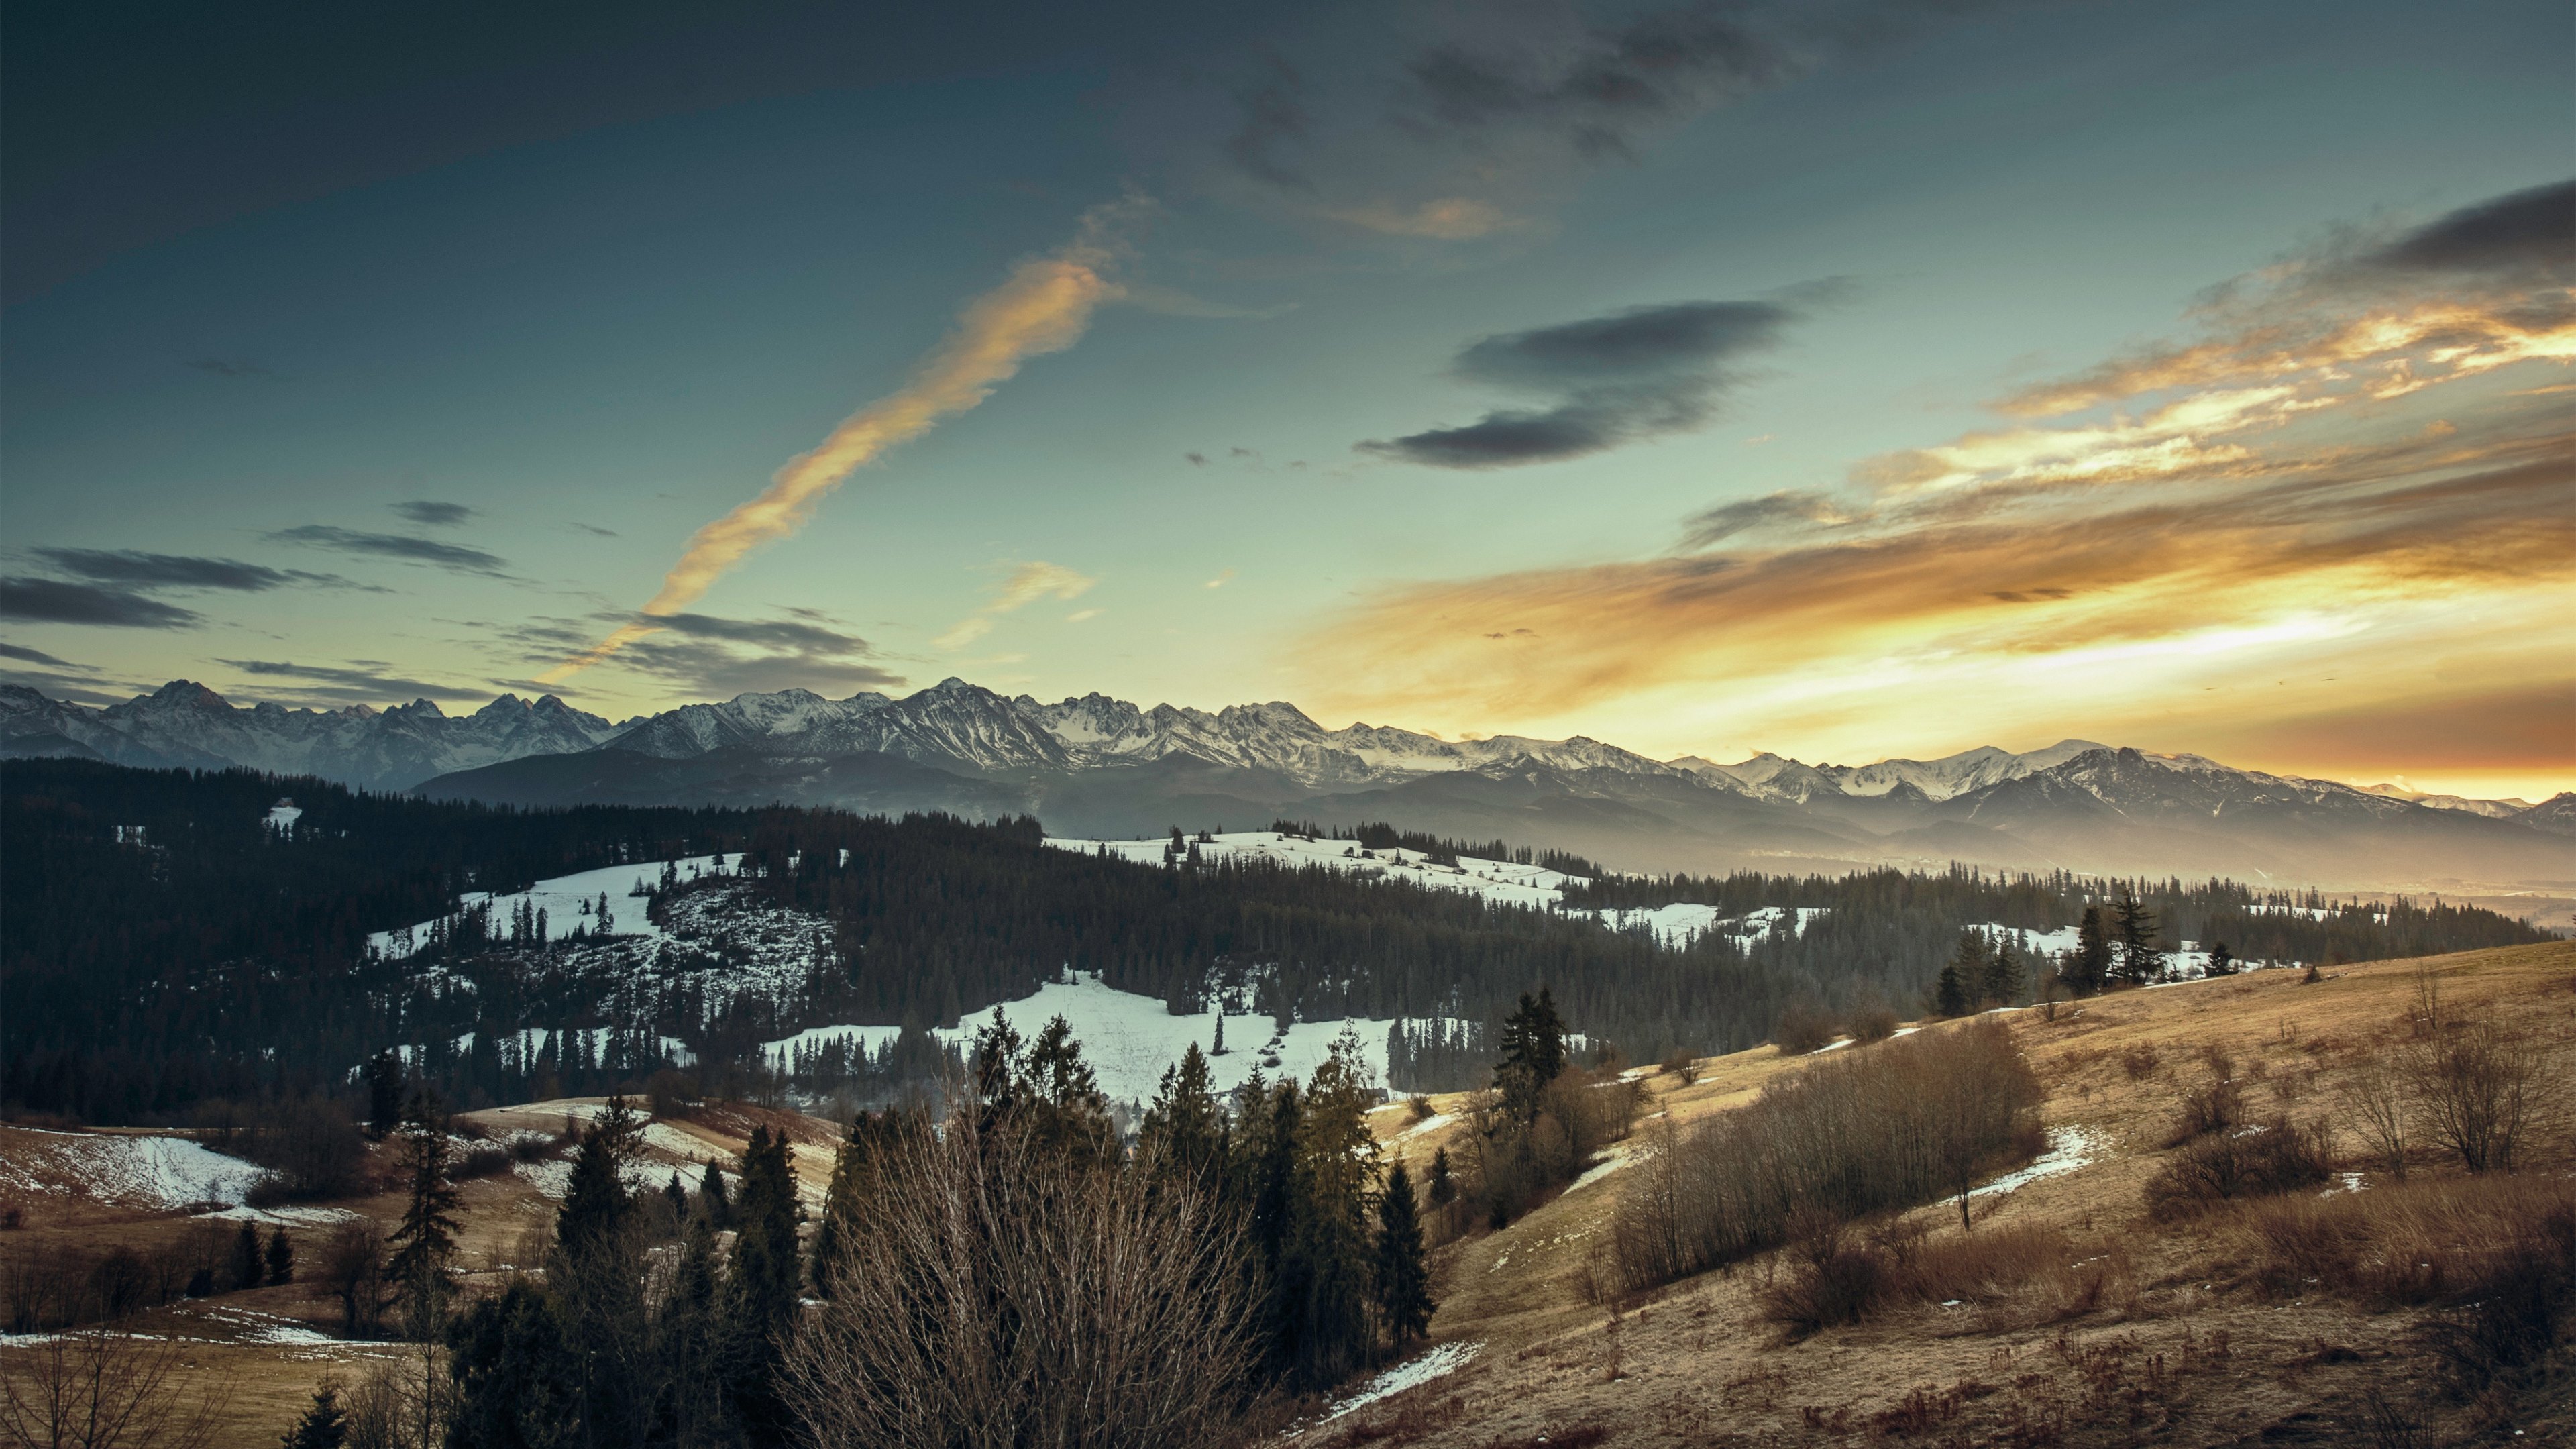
[320,1218,388,1338]
[1658,1047,1697,1081]
[2235,1173,2576,1308]
[2407,1018,2545,1173]
[0,1326,229,1448]
[244,1096,368,1200]
[2118,1044,2160,1080]
[1758,1217,1888,1339]
[1611,1019,2043,1292]
[783,1116,1269,1448]
[2166,1048,2244,1145]
[1892,1223,2072,1305]
[1849,1004,1900,1044]
[2141,1120,2329,1221]
[2334,1056,2410,1181]
[1773,1002,1837,1056]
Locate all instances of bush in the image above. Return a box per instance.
[1759,1220,1887,1340]
[1658,1048,1696,1081]
[1849,1004,1900,1044]
[2235,1173,2576,1309]
[2407,1019,2546,1173]
[2166,1047,2245,1145]
[1773,1003,1838,1056]
[1612,1019,2043,1292]
[2141,1119,2328,1221]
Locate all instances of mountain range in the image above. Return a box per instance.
[7,678,2571,892]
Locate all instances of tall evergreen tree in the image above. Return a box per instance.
[1495,987,1567,1122]
[1426,1146,1456,1208]
[2111,892,2163,985]
[696,1160,731,1228]
[364,1052,405,1140]
[1943,931,1989,1010]
[384,1099,460,1340]
[231,1219,266,1291]
[1372,1159,1434,1346]
[266,1226,294,1285]
[719,1126,803,1442]
[2066,906,2112,996]
[1980,937,2025,1008]
[1140,1042,1229,1200]
[1933,961,1970,1018]
[2204,939,2237,976]
[445,1281,580,1448]
[1284,1031,1379,1387]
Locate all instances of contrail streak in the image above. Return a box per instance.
[539,207,1131,682]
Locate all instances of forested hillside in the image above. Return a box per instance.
[3,759,2552,1124]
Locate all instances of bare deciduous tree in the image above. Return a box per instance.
[782,1117,1269,1448]
[2333,1055,2410,1180]
[2408,1018,2544,1173]
[0,1326,229,1448]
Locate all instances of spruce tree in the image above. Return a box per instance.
[2068,906,2112,996]
[279,1383,348,1449]
[2204,940,2237,976]
[1426,1146,1456,1208]
[1372,1160,1434,1346]
[445,1281,579,1447]
[697,1160,731,1228]
[1981,938,2025,1008]
[1495,987,1568,1122]
[266,1226,294,1285]
[1141,1042,1229,1199]
[231,1219,266,1291]
[812,1114,883,1295]
[661,1170,690,1233]
[720,1126,804,1441]
[1934,961,1970,1018]
[384,1099,460,1340]
[364,1053,404,1141]
[2111,892,2162,985]
[1285,1032,1379,1387]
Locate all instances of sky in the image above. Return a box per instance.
[3,0,2570,802]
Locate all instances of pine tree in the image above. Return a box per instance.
[661,1170,690,1233]
[1140,1042,1229,1199]
[231,1219,266,1291]
[1212,1010,1228,1057]
[2111,892,2162,985]
[2204,940,2237,976]
[445,1281,579,1448]
[697,1160,731,1228]
[1372,1160,1434,1346]
[2067,906,2112,996]
[1426,1146,1456,1208]
[384,1098,460,1340]
[1284,1031,1379,1387]
[279,1383,349,1449]
[812,1114,885,1295]
[1981,938,2025,1008]
[1945,931,1990,1010]
[364,1052,404,1140]
[1934,961,1970,1018]
[555,1096,639,1265]
[720,1126,803,1441]
[1495,987,1568,1122]
[266,1226,294,1285]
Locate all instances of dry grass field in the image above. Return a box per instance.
[1320,941,2576,1448]
[4,942,2570,1446]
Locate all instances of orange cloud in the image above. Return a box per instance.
[542,203,1137,683]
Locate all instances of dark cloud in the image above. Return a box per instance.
[651,612,875,655]
[1184,451,1208,466]
[0,578,200,628]
[2367,177,2575,275]
[1680,489,1866,548]
[570,521,619,537]
[28,547,357,592]
[184,356,273,378]
[0,641,84,667]
[1402,5,1796,162]
[266,525,514,576]
[1362,300,1795,468]
[1224,54,1313,190]
[219,658,468,701]
[612,635,904,698]
[391,500,475,527]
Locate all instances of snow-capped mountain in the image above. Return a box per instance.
[0,680,616,790]
[5,676,2567,890]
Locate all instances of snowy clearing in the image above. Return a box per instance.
[1970,1126,2106,1198]
[1326,1341,1483,1420]
[369,854,748,959]
[0,1128,263,1209]
[1044,832,1574,908]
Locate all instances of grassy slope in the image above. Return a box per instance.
[1322,940,2576,1447]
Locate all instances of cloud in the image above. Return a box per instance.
[1067,608,1103,623]
[0,578,200,628]
[1360,299,1796,467]
[1184,451,1209,466]
[0,642,84,668]
[1678,490,1868,548]
[1205,569,1236,589]
[29,547,356,592]
[571,522,620,537]
[933,561,1098,650]
[266,525,515,576]
[541,199,1144,683]
[1293,180,2576,774]
[1328,198,1522,241]
[391,500,475,527]
[2364,177,2576,275]
[218,658,470,702]
[1223,53,1315,191]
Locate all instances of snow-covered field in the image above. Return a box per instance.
[930,970,1456,1106]
[1044,832,1576,908]
[369,854,748,959]
[0,1128,264,1209]
[1324,1341,1482,1420]
[1970,1126,2105,1199]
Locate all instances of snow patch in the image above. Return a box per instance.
[1970,1126,2105,1199]
[1324,1341,1481,1420]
